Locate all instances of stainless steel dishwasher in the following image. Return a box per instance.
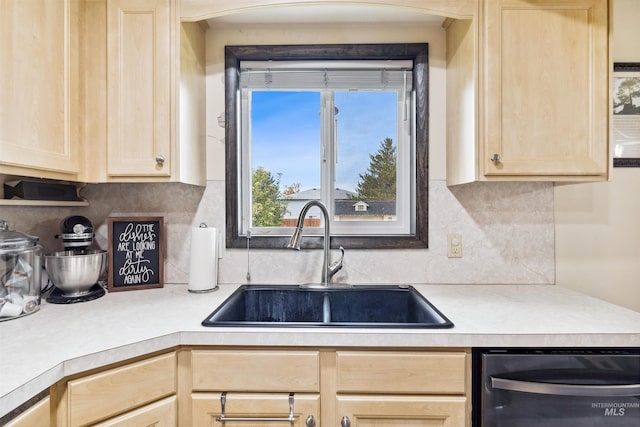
[474,349,640,427]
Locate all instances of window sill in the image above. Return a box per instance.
[227,235,428,250]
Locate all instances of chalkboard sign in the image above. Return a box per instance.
[107,217,164,292]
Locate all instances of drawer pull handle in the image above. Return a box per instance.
[155,155,165,166]
[216,392,298,423]
[490,153,501,163]
[492,377,640,397]
[341,416,351,427]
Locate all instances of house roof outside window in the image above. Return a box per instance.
[279,188,396,219]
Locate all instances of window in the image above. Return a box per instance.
[225,44,429,249]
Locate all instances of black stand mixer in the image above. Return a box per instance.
[45,216,107,304]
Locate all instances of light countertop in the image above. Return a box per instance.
[1,283,639,417]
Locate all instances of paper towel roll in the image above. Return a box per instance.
[188,225,219,293]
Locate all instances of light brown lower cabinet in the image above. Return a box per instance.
[42,347,469,427]
[188,349,322,426]
[187,348,470,427]
[93,396,177,427]
[333,351,469,426]
[3,395,50,427]
[192,393,320,427]
[336,395,467,426]
[51,352,177,426]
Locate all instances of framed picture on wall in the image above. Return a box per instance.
[613,62,640,167]
[107,216,164,292]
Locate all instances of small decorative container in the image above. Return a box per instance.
[0,220,42,320]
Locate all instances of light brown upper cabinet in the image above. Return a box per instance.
[102,0,205,184]
[447,0,609,184]
[106,0,173,178]
[1,0,205,186]
[79,0,205,185]
[0,0,80,181]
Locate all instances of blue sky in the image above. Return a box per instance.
[251,91,397,193]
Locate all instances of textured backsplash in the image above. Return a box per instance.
[1,179,554,285]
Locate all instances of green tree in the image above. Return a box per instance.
[252,167,288,226]
[355,137,396,200]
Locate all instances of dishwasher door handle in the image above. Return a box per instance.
[491,376,640,397]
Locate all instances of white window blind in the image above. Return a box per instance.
[240,60,413,91]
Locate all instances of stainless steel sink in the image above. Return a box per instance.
[201,285,453,328]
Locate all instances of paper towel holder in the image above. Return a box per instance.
[188,223,220,294]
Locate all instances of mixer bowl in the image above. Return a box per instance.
[45,250,107,296]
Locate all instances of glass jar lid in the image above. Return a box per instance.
[0,220,40,253]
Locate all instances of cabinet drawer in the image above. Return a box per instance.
[192,350,320,392]
[336,351,467,394]
[67,352,176,426]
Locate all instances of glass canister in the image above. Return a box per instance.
[0,220,42,320]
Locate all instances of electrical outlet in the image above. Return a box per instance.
[448,233,462,258]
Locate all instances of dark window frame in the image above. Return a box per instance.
[225,43,429,250]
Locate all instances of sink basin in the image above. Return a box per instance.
[201,285,453,328]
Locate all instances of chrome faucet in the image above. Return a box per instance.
[287,200,344,286]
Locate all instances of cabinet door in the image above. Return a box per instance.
[94,396,177,427]
[192,393,320,427]
[336,395,466,427]
[107,0,172,177]
[66,352,176,426]
[480,0,608,178]
[0,0,79,177]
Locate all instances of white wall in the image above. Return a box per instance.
[555,0,640,312]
